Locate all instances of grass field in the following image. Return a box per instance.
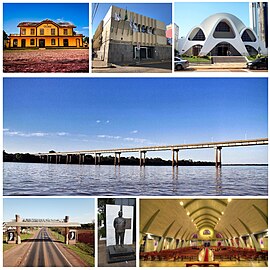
[49,229,94,266]
[3,232,34,252]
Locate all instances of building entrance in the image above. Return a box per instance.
[39,39,45,48]
[21,39,26,48]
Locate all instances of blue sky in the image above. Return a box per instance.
[4,78,267,164]
[175,2,250,37]
[92,3,172,35]
[3,3,89,37]
[3,198,95,224]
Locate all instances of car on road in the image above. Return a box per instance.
[246,57,268,70]
[174,57,189,71]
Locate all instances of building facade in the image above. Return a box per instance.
[179,13,267,57]
[8,19,84,48]
[93,6,172,64]
[249,2,268,49]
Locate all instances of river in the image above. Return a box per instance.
[3,162,267,196]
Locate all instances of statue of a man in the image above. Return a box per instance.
[113,210,126,246]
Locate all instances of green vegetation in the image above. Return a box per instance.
[4,150,215,166]
[181,55,211,63]
[3,243,16,252]
[49,229,94,266]
[67,243,95,266]
[50,229,65,243]
[3,232,34,252]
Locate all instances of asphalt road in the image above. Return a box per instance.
[21,228,72,267]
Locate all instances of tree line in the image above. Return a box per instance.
[3,150,215,166]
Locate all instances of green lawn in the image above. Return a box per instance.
[67,243,95,267]
[49,229,94,266]
[3,232,34,252]
[181,56,211,63]
[49,230,65,243]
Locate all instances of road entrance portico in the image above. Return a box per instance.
[6,214,81,245]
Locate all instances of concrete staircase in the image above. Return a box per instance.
[212,56,247,64]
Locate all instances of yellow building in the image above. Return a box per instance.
[8,19,84,48]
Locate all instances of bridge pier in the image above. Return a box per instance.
[56,155,61,164]
[172,149,179,167]
[140,151,147,166]
[215,147,222,168]
[114,152,121,166]
[66,154,72,164]
[95,153,101,165]
[79,154,85,165]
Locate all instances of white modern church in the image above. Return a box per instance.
[179,13,267,57]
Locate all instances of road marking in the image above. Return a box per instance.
[48,234,73,267]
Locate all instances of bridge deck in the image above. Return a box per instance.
[35,138,268,156]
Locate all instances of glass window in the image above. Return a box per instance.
[21,29,26,35]
[30,39,35,45]
[215,22,230,32]
[192,29,205,41]
[30,29,35,35]
[40,28,44,35]
[64,29,68,35]
[51,39,56,45]
[51,29,56,35]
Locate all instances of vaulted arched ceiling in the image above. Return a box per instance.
[140,199,267,239]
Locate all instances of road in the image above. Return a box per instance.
[20,228,71,267]
[4,228,86,267]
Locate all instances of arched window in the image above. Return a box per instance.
[213,21,235,38]
[13,39,18,47]
[152,28,156,35]
[215,21,231,32]
[189,29,205,41]
[241,30,256,42]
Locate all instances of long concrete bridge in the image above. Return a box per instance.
[36,138,268,168]
[35,138,268,167]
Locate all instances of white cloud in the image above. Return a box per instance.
[96,120,101,123]
[106,120,110,124]
[3,128,9,132]
[130,130,138,134]
[4,129,69,138]
[98,135,121,139]
[56,132,69,136]
[82,26,89,29]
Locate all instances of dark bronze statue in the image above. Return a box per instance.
[113,210,126,246]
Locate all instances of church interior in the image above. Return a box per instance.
[140,199,268,267]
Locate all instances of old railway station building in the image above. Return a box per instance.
[93,5,172,65]
[140,199,268,267]
[8,19,84,48]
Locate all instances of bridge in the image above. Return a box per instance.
[36,138,268,167]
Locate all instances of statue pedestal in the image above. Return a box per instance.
[107,245,135,263]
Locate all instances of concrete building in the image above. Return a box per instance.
[179,13,267,56]
[249,2,268,49]
[8,19,84,48]
[92,5,172,64]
